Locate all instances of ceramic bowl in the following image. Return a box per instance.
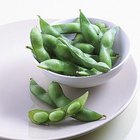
[36,18,130,88]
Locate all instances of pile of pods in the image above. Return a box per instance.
[28,79,106,125]
[27,10,119,77]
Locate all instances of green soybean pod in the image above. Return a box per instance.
[101,27,118,48]
[48,81,70,107]
[39,16,71,43]
[28,92,89,124]
[42,34,57,56]
[38,16,60,37]
[75,14,102,40]
[38,59,85,76]
[99,27,118,68]
[48,82,105,122]
[58,37,110,73]
[99,46,112,68]
[30,27,50,62]
[55,41,75,61]
[29,78,56,107]
[42,34,57,48]
[79,10,100,52]
[73,109,106,122]
[52,23,80,34]
[73,43,95,54]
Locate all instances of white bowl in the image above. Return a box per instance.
[36,18,130,88]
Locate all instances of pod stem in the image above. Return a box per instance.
[102,115,107,119]
[26,46,33,51]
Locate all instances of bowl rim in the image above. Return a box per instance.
[36,17,131,79]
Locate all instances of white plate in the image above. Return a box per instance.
[0,20,138,140]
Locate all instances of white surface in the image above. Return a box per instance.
[37,18,130,88]
[0,19,137,139]
[0,0,140,140]
[0,20,138,140]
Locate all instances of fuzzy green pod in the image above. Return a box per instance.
[48,82,105,122]
[38,59,90,76]
[29,78,56,107]
[58,37,110,73]
[30,27,50,62]
[99,27,118,68]
[52,23,80,34]
[28,92,89,124]
[73,43,95,54]
[38,16,60,37]
[79,10,100,52]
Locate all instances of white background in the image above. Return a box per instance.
[0,0,140,139]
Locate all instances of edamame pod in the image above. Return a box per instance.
[38,16,60,37]
[99,27,118,68]
[42,34,57,55]
[48,82,104,122]
[79,10,100,52]
[38,59,89,76]
[73,43,95,54]
[30,27,50,62]
[99,46,112,68]
[101,27,118,48]
[28,92,89,124]
[58,38,110,73]
[29,78,56,107]
[52,23,80,34]
[39,16,70,42]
